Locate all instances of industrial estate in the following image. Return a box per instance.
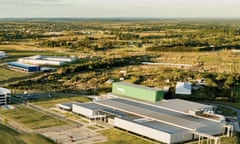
[0,80,237,144]
[58,82,233,144]
[1,18,240,144]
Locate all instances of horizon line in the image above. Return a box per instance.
[1,17,240,20]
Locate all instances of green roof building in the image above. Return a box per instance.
[112,82,164,103]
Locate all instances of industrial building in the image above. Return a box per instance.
[156,99,215,115]
[57,102,81,111]
[0,51,7,59]
[59,82,232,144]
[18,55,76,66]
[114,116,192,144]
[8,62,41,72]
[112,82,164,102]
[175,82,192,95]
[70,97,231,144]
[0,87,11,105]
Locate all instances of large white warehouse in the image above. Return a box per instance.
[18,55,77,66]
[70,97,231,144]
[114,116,192,144]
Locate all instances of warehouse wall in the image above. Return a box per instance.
[170,131,193,144]
[114,117,194,144]
[112,82,163,102]
[28,66,41,72]
[197,124,225,135]
[19,59,63,66]
[114,117,172,144]
[72,104,94,118]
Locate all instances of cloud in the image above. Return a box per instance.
[1,0,240,18]
[0,0,73,8]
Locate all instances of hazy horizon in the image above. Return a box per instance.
[1,0,240,18]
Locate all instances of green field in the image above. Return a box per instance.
[98,128,159,144]
[33,94,91,108]
[0,67,30,82]
[0,124,55,144]
[0,105,66,129]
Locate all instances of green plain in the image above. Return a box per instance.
[0,105,66,129]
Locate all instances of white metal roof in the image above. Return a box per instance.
[156,99,213,113]
[176,82,192,95]
[96,98,223,131]
[118,116,189,134]
[0,87,11,95]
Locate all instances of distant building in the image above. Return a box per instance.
[0,87,11,105]
[0,51,7,59]
[18,55,77,66]
[175,82,192,95]
[8,62,41,72]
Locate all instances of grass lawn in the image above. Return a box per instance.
[0,105,66,129]
[62,112,89,124]
[0,67,30,82]
[0,124,55,144]
[33,95,91,108]
[98,128,159,144]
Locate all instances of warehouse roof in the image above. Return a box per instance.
[118,116,189,134]
[114,82,162,91]
[8,61,38,69]
[176,82,192,95]
[156,99,213,114]
[96,98,222,131]
[73,102,128,117]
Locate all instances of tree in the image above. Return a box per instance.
[205,78,217,87]
[224,76,234,88]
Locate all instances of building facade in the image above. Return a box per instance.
[0,87,11,105]
[112,82,164,102]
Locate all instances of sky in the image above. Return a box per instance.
[0,0,240,18]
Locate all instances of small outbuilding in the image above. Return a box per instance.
[57,102,81,111]
[175,82,192,95]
